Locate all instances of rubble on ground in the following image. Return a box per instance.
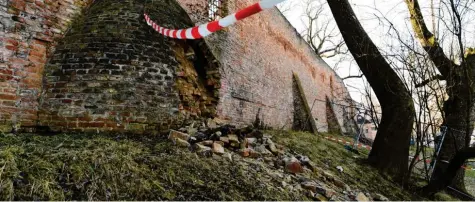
[168,118,389,201]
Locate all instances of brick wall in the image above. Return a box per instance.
[0,0,94,132]
[0,0,356,134]
[177,0,357,133]
[39,0,217,134]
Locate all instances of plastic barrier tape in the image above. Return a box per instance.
[144,0,286,39]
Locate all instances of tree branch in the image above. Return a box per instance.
[414,74,445,88]
[342,74,364,80]
[319,40,346,58]
[404,0,457,77]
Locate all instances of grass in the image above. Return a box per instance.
[434,191,461,201]
[466,170,475,178]
[268,130,426,201]
[0,130,463,200]
[0,133,301,200]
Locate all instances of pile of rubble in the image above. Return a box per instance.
[167,118,389,201]
[168,119,312,174]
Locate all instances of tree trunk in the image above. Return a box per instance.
[425,147,475,195]
[429,54,475,190]
[326,0,415,183]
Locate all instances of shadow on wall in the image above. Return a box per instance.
[292,75,312,132]
[326,96,342,134]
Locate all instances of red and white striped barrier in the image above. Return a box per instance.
[324,136,372,150]
[144,0,285,39]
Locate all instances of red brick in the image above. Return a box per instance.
[28,55,46,64]
[62,99,72,103]
[0,0,355,135]
[0,69,13,75]
[0,75,14,81]
[2,88,15,94]
[9,58,29,69]
[78,116,93,122]
[6,39,19,46]
[51,121,67,127]
[6,45,18,51]
[0,94,16,100]
[29,50,46,59]
[1,101,15,107]
[35,1,45,7]
[23,78,41,88]
[78,122,105,128]
[11,0,26,10]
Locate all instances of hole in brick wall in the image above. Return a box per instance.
[172,39,221,118]
[189,41,211,91]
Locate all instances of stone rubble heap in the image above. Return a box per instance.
[168,118,390,201]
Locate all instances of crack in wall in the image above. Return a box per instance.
[172,39,221,119]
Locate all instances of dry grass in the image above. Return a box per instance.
[268,130,426,201]
[0,130,459,200]
[0,133,301,200]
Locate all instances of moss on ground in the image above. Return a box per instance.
[0,133,301,200]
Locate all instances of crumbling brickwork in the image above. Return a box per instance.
[173,40,221,119]
[39,0,223,134]
[177,0,357,133]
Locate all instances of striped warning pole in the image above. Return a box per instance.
[144,0,286,39]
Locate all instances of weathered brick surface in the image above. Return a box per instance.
[39,0,207,133]
[0,0,356,134]
[0,0,94,131]
[177,0,357,133]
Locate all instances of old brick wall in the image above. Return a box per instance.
[0,0,356,134]
[177,0,357,133]
[0,0,94,132]
[39,0,217,134]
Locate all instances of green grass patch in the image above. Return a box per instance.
[0,133,301,200]
[466,169,475,178]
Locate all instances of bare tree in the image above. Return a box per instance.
[404,0,475,190]
[276,0,294,15]
[299,0,347,59]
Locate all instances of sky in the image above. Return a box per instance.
[277,0,475,103]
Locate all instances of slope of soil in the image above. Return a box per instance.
[0,130,431,200]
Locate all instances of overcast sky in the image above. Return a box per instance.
[278,0,475,102]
